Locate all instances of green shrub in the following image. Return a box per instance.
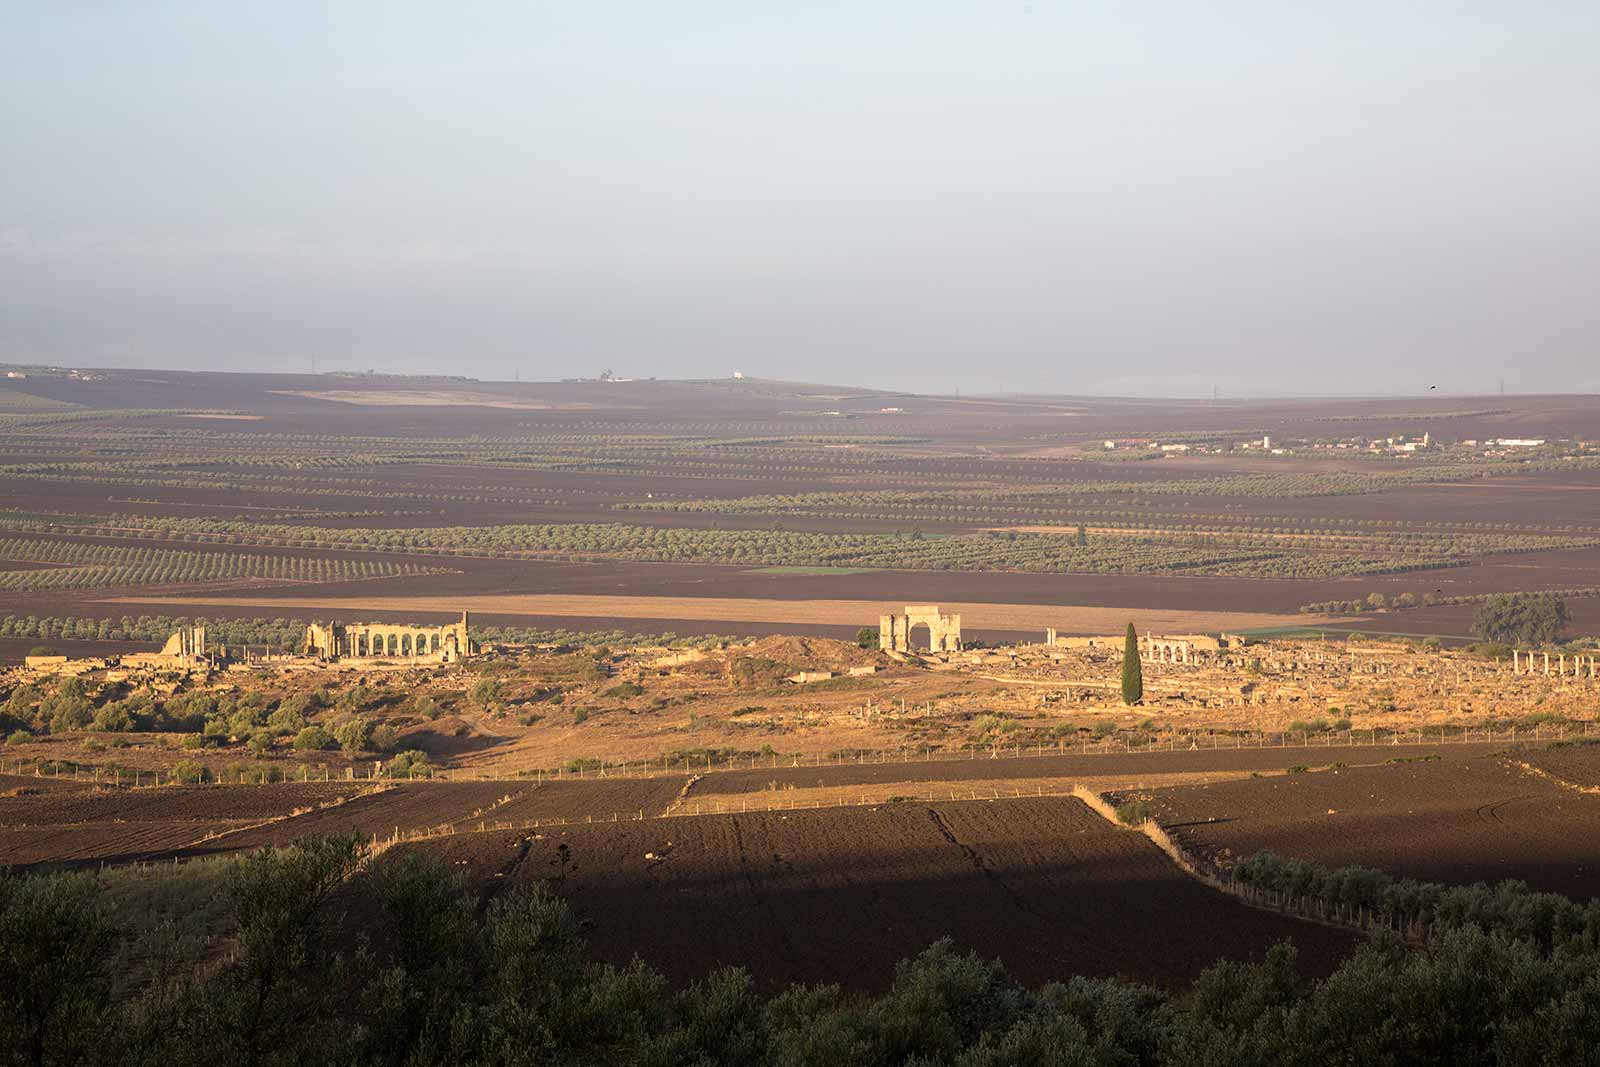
[169,758,209,784]
[90,703,135,733]
[1115,799,1150,825]
[469,678,503,708]
[6,728,31,745]
[42,678,92,733]
[370,723,400,752]
[293,726,333,751]
[384,749,431,778]
[333,716,372,754]
[407,694,442,719]
[266,705,307,737]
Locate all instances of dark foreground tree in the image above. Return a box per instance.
[1471,593,1569,646]
[855,627,880,650]
[12,835,1600,1064]
[1122,622,1143,705]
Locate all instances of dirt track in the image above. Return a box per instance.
[104,591,1330,637]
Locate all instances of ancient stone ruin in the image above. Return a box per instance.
[880,605,962,653]
[303,611,474,663]
[120,625,211,671]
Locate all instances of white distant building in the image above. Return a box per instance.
[1493,438,1546,447]
[732,371,745,379]
[1261,435,1271,449]
[1104,440,1117,450]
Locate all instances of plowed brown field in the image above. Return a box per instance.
[1140,754,1600,900]
[686,741,1503,798]
[480,777,686,824]
[1511,742,1600,790]
[214,781,528,850]
[408,796,1356,990]
[0,780,533,866]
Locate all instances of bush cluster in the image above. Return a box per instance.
[6,837,1600,1064]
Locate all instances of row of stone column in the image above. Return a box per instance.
[1512,650,1598,678]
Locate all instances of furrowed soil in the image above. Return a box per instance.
[480,776,686,824]
[0,781,375,867]
[0,780,528,867]
[214,780,527,851]
[684,741,1505,798]
[1508,741,1600,790]
[407,796,1357,990]
[1138,752,1600,900]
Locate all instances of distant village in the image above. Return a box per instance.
[1100,432,1586,459]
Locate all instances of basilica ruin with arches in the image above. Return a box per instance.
[303,611,475,663]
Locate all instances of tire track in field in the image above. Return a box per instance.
[474,832,539,916]
[1474,796,1533,826]
[925,807,1043,920]
[730,816,802,973]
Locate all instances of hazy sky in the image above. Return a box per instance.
[3,3,1597,395]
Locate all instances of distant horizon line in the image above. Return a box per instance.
[0,361,1566,405]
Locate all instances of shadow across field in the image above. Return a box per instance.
[409,796,1357,991]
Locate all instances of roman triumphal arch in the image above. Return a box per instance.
[879,604,962,653]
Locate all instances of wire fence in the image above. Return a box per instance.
[3,720,1595,789]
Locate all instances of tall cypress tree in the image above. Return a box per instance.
[1121,622,1143,705]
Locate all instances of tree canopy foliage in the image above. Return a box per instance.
[1121,623,1143,705]
[1471,593,1570,646]
[7,836,1600,1064]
